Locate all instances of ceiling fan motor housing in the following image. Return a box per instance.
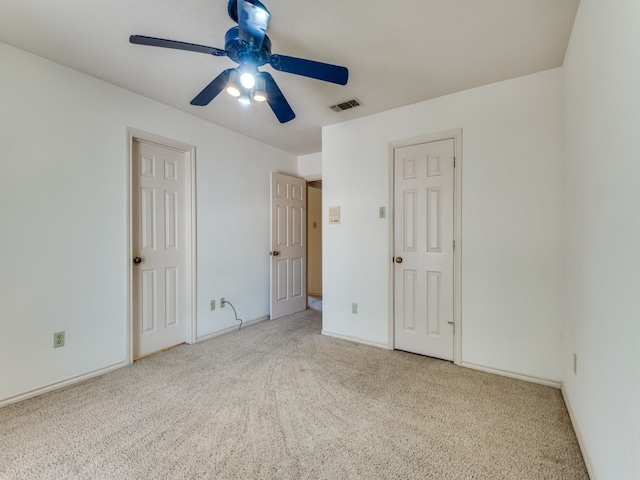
[224,26,271,65]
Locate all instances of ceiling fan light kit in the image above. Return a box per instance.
[239,62,258,89]
[225,69,242,97]
[129,0,349,123]
[252,76,267,102]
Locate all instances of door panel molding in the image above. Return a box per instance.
[270,172,307,319]
[127,128,197,363]
[393,139,454,359]
[388,129,462,365]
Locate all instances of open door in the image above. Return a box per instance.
[270,172,307,319]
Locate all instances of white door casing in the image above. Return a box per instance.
[394,138,455,360]
[270,172,307,320]
[132,139,190,358]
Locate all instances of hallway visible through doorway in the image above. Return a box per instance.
[308,295,322,311]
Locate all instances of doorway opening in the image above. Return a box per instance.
[307,180,322,311]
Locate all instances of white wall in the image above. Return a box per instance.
[0,42,296,404]
[323,68,564,382]
[563,0,640,478]
[298,152,322,179]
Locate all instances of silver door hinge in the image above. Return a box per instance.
[448,321,455,334]
[453,240,456,251]
[453,156,456,168]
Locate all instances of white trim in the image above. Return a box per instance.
[126,128,197,363]
[321,330,393,350]
[302,173,322,182]
[188,147,198,346]
[388,129,463,365]
[561,384,598,480]
[460,361,561,388]
[0,361,128,408]
[126,132,133,363]
[452,131,462,366]
[386,143,395,350]
[196,316,269,343]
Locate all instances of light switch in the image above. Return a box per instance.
[379,207,386,218]
[329,206,341,225]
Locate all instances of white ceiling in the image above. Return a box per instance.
[0,0,579,156]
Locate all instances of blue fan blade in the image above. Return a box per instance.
[261,72,295,123]
[269,55,348,85]
[130,35,227,57]
[190,69,234,106]
[237,0,270,51]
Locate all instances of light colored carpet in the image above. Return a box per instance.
[0,309,588,479]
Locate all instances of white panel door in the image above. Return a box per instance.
[132,140,187,358]
[270,172,307,319]
[394,139,455,360]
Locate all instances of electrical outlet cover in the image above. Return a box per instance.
[53,331,65,348]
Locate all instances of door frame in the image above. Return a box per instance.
[388,129,462,365]
[126,128,197,363]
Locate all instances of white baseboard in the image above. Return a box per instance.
[196,316,269,343]
[460,361,562,388]
[561,384,597,480]
[321,330,392,350]
[0,360,129,408]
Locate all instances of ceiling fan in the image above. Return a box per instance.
[130,0,349,123]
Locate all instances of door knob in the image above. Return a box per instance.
[270,251,280,256]
[133,256,142,264]
[395,257,403,264]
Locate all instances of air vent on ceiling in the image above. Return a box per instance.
[330,99,361,112]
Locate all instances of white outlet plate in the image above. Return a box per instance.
[53,331,65,348]
[210,300,215,311]
[352,303,358,314]
[221,297,226,308]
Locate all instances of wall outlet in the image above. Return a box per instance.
[573,353,577,375]
[210,300,215,311]
[53,331,65,348]
[352,303,358,314]
[379,207,386,219]
[221,297,226,308]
